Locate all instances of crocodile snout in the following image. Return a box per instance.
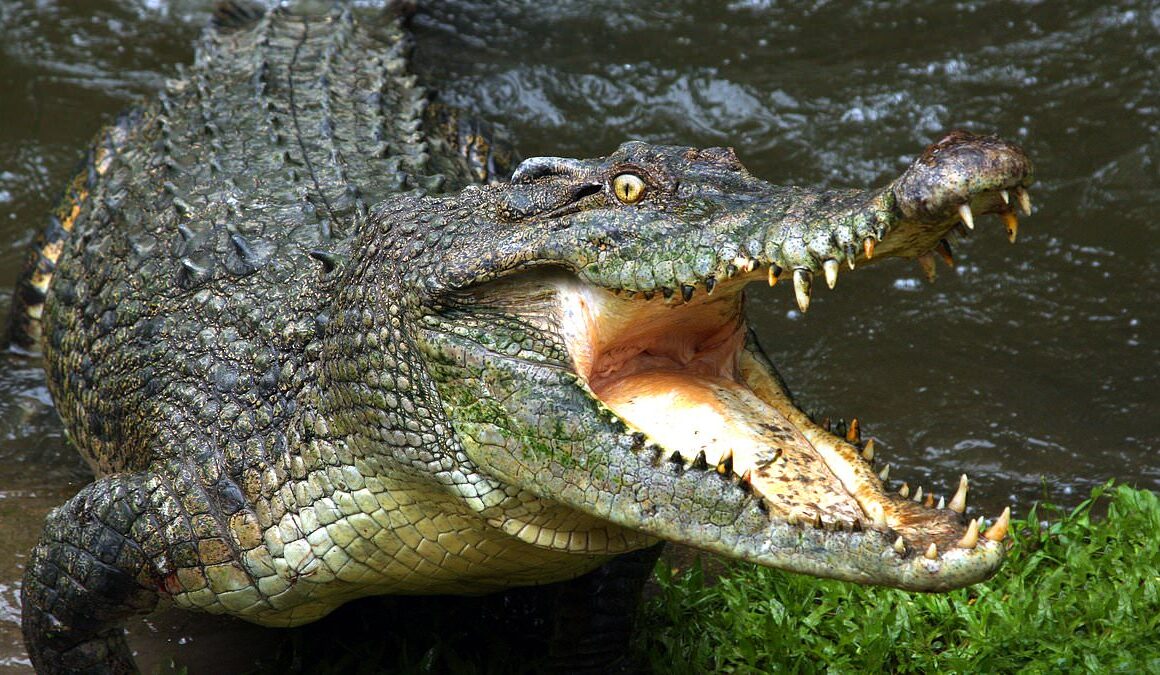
[893,130,1034,223]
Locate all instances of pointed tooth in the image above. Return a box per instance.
[823,259,839,289]
[984,506,1011,541]
[957,518,980,549]
[918,253,938,282]
[767,264,780,287]
[924,493,935,508]
[867,502,888,528]
[716,449,734,476]
[893,536,906,554]
[878,463,890,481]
[1002,210,1019,243]
[813,512,824,529]
[863,237,876,259]
[999,189,1010,204]
[846,418,861,444]
[924,543,938,560]
[847,256,856,270]
[681,284,695,302]
[705,276,717,295]
[958,203,975,230]
[861,438,875,462]
[739,468,753,487]
[936,239,954,267]
[937,496,946,510]
[912,486,923,502]
[793,269,812,312]
[949,474,969,514]
[692,450,709,471]
[1015,187,1032,216]
[899,483,910,498]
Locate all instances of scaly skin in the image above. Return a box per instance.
[17,4,1034,673]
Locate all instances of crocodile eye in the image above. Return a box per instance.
[612,173,646,204]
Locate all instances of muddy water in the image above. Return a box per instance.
[0,0,1156,670]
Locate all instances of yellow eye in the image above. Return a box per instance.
[612,173,646,204]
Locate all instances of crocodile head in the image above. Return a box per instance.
[407,130,1032,591]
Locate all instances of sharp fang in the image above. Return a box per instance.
[924,543,938,560]
[949,474,969,514]
[1015,187,1032,215]
[918,253,938,282]
[912,486,923,502]
[768,265,779,287]
[893,536,906,555]
[1002,210,1019,243]
[823,259,839,289]
[681,284,695,302]
[793,269,812,312]
[958,203,975,230]
[937,496,946,509]
[936,239,954,267]
[984,506,1011,541]
[866,501,887,527]
[739,468,753,486]
[862,438,875,462]
[847,256,856,270]
[716,449,733,475]
[846,418,861,444]
[957,518,980,549]
[878,463,890,481]
[692,450,709,470]
[924,493,935,508]
[863,237,876,259]
[899,483,910,498]
[1000,189,1010,204]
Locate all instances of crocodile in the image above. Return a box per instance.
[12,3,1034,672]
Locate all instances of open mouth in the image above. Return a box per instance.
[554,268,1009,560]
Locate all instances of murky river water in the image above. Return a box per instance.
[0,0,1156,670]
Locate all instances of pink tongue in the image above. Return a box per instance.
[598,371,865,525]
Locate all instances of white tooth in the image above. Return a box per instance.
[793,269,812,312]
[861,438,875,462]
[912,486,923,502]
[958,203,975,230]
[1015,187,1032,216]
[878,464,890,481]
[893,536,906,554]
[937,496,946,510]
[823,259,839,289]
[957,518,980,549]
[924,543,938,560]
[899,483,910,498]
[999,189,1010,204]
[949,474,969,514]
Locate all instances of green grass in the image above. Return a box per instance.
[636,482,1160,673]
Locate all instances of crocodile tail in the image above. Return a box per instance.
[5,113,134,354]
[5,161,90,354]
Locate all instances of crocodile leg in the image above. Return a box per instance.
[21,476,163,674]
